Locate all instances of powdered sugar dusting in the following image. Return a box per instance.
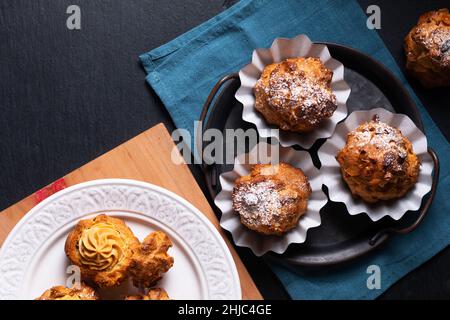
[351,118,409,171]
[415,25,450,65]
[265,59,337,126]
[232,180,281,228]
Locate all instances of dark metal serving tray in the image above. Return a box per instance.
[197,43,439,266]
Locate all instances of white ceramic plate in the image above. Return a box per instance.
[0,179,241,300]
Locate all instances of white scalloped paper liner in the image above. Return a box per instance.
[236,34,351,149]
[214,142,327,256]
[318,107,433,221]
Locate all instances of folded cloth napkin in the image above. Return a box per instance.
[140,0,450,299]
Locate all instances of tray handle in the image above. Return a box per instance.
[196,73,239,171]
[369,147,440,246]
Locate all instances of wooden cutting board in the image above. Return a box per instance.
[0,123,262,300]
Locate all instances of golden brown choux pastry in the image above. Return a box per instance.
[65,214,140,287]
[254,57,337,132]
[404,8,450,87]
[125,288,170,300]
[232,163,311,235]
[129,231,174,288]
[336,116,420,203]
[36,283,99,300]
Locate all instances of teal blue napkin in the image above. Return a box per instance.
[140,0,450,299]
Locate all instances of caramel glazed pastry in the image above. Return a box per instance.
[404,8,450,87]
[125,288,170,300]
[254,57,338,133]
[65,214,173,288]
[336,116,420,203]
[232,163,312,235]
[36,283,99,300]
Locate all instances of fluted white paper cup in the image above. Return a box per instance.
[214,142,327,256]
[236,34,351,149]
[318,108,433,221]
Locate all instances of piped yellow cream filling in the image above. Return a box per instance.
[78,222,125,271]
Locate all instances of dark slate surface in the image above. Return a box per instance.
[0,0,448,299]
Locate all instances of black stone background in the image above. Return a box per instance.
[0,0,449,299]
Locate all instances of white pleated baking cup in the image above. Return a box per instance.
[214,142,327,256]
[318,107,433,221]
[235,34,351,149]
